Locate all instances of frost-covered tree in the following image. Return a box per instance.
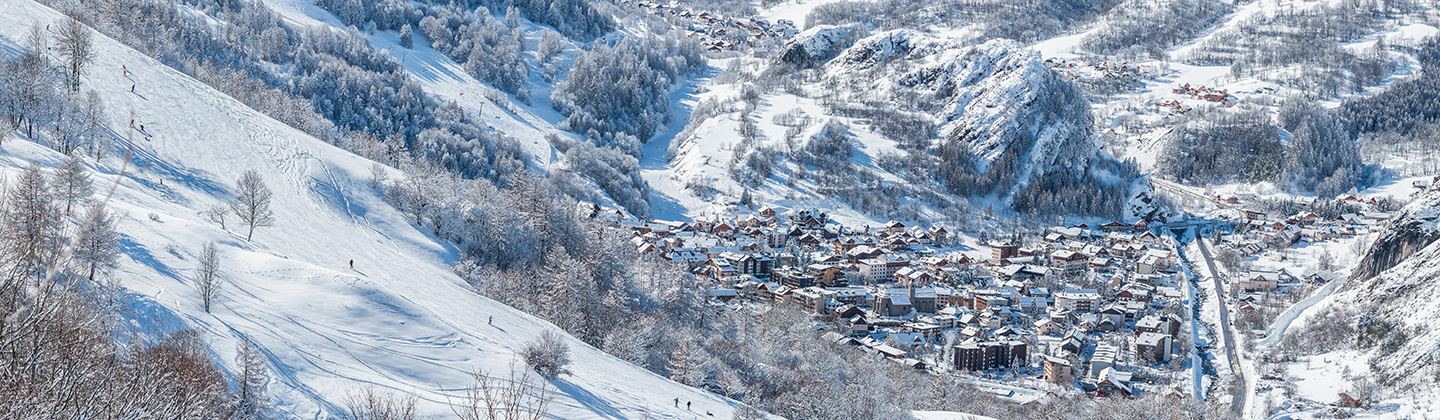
[801,119,855,169]
[668,335,710,387]
[0,25,56,139]
[521,330,572,379]
[538,30,565,63]
[1283,111,1361,195]
[370,162,389,189]
[2,163,63,282]
[194,242,221,313]
[551,35,703,143]
[230,170,275,241]
[232,333,273,419]
[398,24,414,49]
[51,93,88,155]
[73,202,118,281]
[53,152,93,215]
[81,90,107,160]
[55,18,95,93]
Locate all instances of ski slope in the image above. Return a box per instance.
[0,1,741,418]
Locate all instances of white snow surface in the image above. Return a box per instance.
[0,1,740,418]
[911,411,999,420]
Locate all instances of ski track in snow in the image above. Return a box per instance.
[0,0,747,418]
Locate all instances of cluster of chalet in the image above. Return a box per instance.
[1149,83,1237,115]
[1152,99,1193,115]
[619,0,797,55]
[1172,83,1235,105]
[583,201,1193,394]
[1043,58,1143,80]
[1218,193,1393,257]
[631,208,1185,386]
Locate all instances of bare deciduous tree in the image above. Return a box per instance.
[232,333,273,419]
[82,90,107,160]
[345,387,419,420]
[205,203,228,229]
[370,162,388,189]
[229,170,274,241]
[55,18,95,93]
[2,162,64,283]
[194,241,220,313]
[451,360,554,420]
[54,152,92,215]
[74,201,118,281]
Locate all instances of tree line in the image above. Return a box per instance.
[1154,100,1367,198]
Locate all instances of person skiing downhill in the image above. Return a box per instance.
[488,316,493,325]
[673,397,679,407]
[349,259,354,269]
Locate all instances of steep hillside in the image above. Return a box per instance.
[1350,178,1440,280]
[837,35,1100,193]
[1339,218,1440,389]
[661,31,1114,225]
[0,0,738,418]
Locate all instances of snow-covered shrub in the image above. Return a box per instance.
[521,330,572,379]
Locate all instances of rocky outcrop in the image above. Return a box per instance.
[1350,177,1440,282]
[830,35,1100,196]
[776,24,867,69]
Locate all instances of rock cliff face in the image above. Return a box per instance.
[1339,179,1440,387]
[1339,214,1440,386]
[1350,178,1440,282]
[777,24,866,69]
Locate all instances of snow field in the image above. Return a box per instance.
[0,1,742,418]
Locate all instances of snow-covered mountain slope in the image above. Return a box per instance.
[1335,200,1440,390]
[659,31,1106,225]
[777,24,866,69]
[1287,182,1440,399]
[262,0,573,168]
[0,1,738,418]
[837,35,1100,189]
[1351,178,1440,280]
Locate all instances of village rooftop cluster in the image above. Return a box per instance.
[579,201,1199,399]
[619,0,797,55]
